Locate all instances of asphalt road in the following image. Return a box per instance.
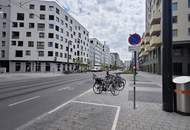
[0,72,99,130]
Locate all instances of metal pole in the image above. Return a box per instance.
[162,0,173,112]
[133,51,136,109]
[67,41,70,72]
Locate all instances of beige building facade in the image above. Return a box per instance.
[139,0,190,75]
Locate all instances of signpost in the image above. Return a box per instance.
[128,33,141,109]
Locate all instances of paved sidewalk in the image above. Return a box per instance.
[16,72,190,130]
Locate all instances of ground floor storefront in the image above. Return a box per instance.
[139,43,190,76]
[0,61,88,73]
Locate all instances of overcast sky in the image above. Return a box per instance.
[55,0,145,61]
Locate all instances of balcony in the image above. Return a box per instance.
[150,11,161,25]
[144,44,150,53]
[145,35,150,44]
[150,24,161,36]
[150,36,161,47]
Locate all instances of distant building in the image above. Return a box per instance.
[110,52,123,68]
[89,38,111,68]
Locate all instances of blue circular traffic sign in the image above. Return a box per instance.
[128,33,141,46]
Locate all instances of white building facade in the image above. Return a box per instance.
[89,38,111,68]
[0,0,90,73]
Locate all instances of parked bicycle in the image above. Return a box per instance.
[92,72,126,96]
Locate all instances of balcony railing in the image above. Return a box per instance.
[150,24,161,36]
[150,36,161,47]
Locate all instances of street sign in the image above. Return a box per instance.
[128,46,138,52]
[128,33,141,46]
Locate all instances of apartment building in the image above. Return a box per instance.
[89,38,111,68]
[0,0,90,73]
[110,52,122,68]
[103,42,111,66]
[139,0,190,75]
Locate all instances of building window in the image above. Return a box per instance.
[3,22,6,28]
[29,4,35,9]
[172,2,177,11]
[26,32,31,37]
[15,62,21,72]
[56,34,59,39]
[48,51,53,56]
[15,50,23,57]
[39,32,45,38]
[36,62,41,72]
[69,26,72,31]
[70,19,73,24]
[173,63,182,75]
[66,31,69,37]
[40,14,45,20]
[37,23,45,31]
[65,15,68,21]
[1,50,5,58]
[56,17,59,22]
[37,42,45,49]
[49,15,54,20]
[28,41,34,47]
[188,0,190,8]
[12,41,16,46]
[65,23,68,28]
[40,5,46,11]
[2,41,5,46]
[18,41,23,46]
[26,62,31,72]
[26,50,31,56]
[56,8,60,14]
[12,22,18,27]
[19,22,24,27]
[173,47,183,56]
[49,6,54,11]
[60,53,63,57]
[61,20,64,25]
[172,29,178,37]
[2,32,6,37]
[12,31,19,39]
[60,44,63,49]
[29,13,34,19]
[61,28,63,33]
[49,24,54,29]
[3,13,7,19]
[48,42,53,47]
[55,25,59,31]
[55,52,58,57]
[46,63,50,72]
[17,13,24,20]
[172,16,177,23]
[29,23,35,28]
[55,43,59,49]
[48,33,54,38]
[38,51,44,57]
[188,28,190,36]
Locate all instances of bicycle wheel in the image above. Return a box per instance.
[115,81,125,91]
[110,85,119,96]
[93,82,102,94]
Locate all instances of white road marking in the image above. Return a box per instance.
[48,88,92,114]
[8,96,40,107]
[71,100,120,130]
[16,88,121,130]
[111,106,120,130]
[71,100,119,108]
[57,87,74,91]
